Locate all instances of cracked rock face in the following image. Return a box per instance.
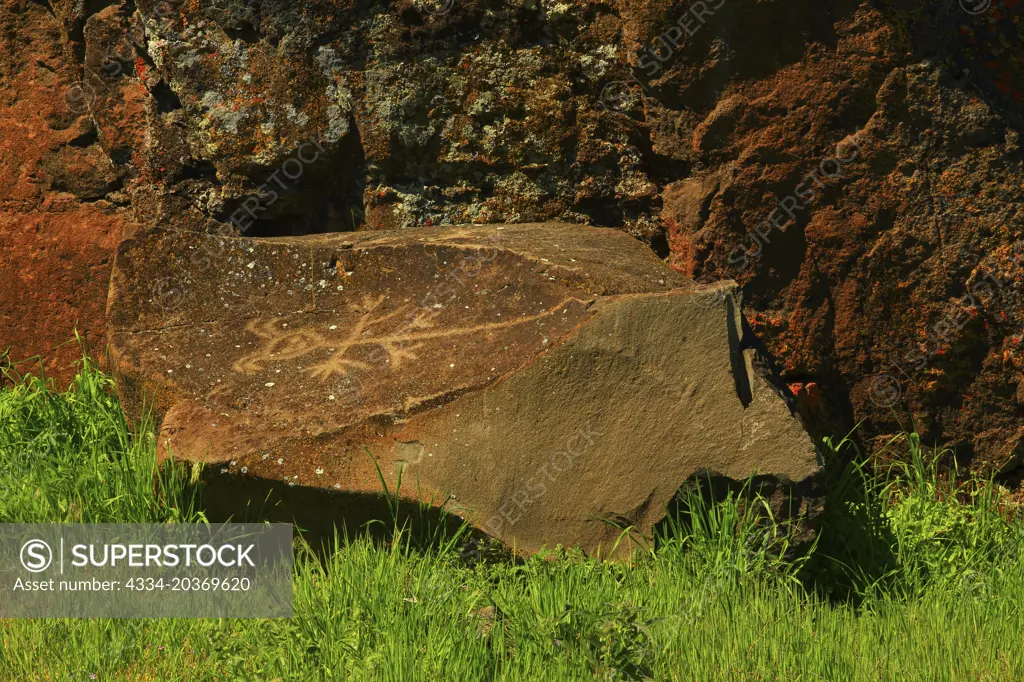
[2,0,1022,470]
[108,223,818,554]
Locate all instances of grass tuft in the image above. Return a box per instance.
[0,357,202,524]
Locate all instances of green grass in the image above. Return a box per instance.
[0,360,200,524]
[0,359,1022,681]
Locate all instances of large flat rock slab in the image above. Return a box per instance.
[108,223,819,554]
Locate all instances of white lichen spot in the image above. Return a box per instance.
[284,104,310,127]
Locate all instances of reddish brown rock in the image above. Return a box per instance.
[0,206,134,379]
[108,223,818,554]
[0,1,140,381]
[2,0,1022,471]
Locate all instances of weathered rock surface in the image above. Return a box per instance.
[2,0,1022,470]
[108,222,818,554]
[0,1,140,379]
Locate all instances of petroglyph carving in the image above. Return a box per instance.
[233,294,585,382]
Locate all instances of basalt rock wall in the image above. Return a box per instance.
[1,0,1022,468]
